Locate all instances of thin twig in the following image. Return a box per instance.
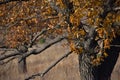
[28,28,47,47]
[113,7,120,11]
[110,45,120,47]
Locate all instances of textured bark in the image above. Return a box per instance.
[17,45,28,73]
[78,53,97,80]
[18,57,27,73]
[78,36,120,80]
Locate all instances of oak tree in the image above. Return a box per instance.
[0,0,120,80]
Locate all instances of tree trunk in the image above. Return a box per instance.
[17,45,28,73]
[78,36,120,80]
[18,57,27,73]
[78,53,97,80]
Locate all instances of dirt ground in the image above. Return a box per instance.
[0,40,120,80]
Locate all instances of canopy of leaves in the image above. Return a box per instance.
[0,0,120,65]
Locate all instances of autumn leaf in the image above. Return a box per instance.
[104,39,110,49]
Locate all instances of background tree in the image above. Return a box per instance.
[0,0,120,80]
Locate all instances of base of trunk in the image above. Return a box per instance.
[78,37,120,80]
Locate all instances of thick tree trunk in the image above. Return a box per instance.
[78,36,120,80]
[78,53,97,80]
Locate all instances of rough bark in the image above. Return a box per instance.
[79,53,97,80]
[78,36,120,80]
[17,45,28,73]
[18,57,27,73]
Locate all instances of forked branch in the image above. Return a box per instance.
[19,36,66,62]
[0,36,66,62]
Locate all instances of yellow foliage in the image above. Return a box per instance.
[1,0,120,65]
[74,29,86,38]
[77,47,83,54]
[70,14,81,26]
[103,52,108,57]
[70,42,76,51]
[104,39,110,49]
[96,28,105,38]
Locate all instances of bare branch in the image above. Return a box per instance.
[19,36,66,62]
[0,36,66,62]
[28,28,48,47]
[113,7,120,11]
[110,45,120,47]
[25,51,72,80]
[0,50,20,61]
[0,56,16,65]
[0,48,16,51]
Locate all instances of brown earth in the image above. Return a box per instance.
[0,40,120,80]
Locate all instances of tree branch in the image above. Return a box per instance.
[19,36,66,62]
[19,36,65,62]
[113,7,120,11]
[110,45,120,47]
[0,36,66,62]
[0,56,16,65]
[25,51,72,80]
[28,28,47,47]
[0,48,16,51]
[0,50,20,61]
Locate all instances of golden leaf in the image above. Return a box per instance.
[104,39,110,49]
[96,28,104,38]
[112,28,116,38]
[103,52,108,57]
[70,43,76,51]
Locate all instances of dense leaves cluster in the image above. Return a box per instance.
[0,0,120,65]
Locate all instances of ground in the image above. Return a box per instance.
[0,40,120,80]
